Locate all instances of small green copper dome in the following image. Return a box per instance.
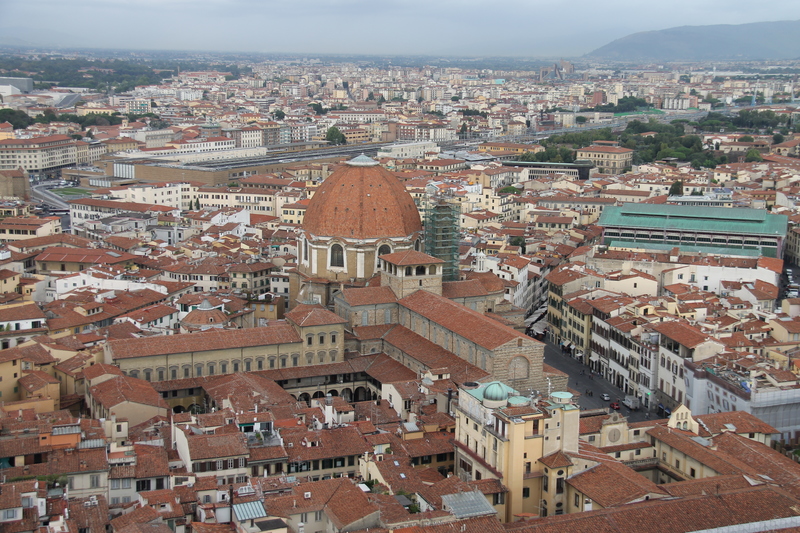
[484,382,508,402]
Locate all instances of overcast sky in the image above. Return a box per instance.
[3,1,800,57]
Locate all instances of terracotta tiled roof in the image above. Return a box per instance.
[399,289,530,350]
[566,459,664,508]
[652,320,713,348]
[379,250,443,266]
[90,375,169,410]
[107,323,301,360]
[303,161,422,239]
[187,432,248,461]
[441,280,489,299]
[285,304,347,327]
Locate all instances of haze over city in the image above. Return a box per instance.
[4,0,800,56]
[5,2,800,531]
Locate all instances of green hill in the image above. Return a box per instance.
[587,20,800,62]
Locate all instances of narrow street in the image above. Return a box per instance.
[541,339,651,423]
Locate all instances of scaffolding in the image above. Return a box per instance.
[424,197,460,282]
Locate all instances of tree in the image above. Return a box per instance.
[498,186,521,194]
[451,96,460,102]
[773,133,785,144]
[668,181,684,196]
[326,126,346,145]
[274,109,285,120]
[308,103,326,116]
[194,198,200,210]
[509,237,525,253]
[745,149,763,162]
[366,92,375,101]
[0,109,34,129]
[575,116,587,124]
[738,135,754,142]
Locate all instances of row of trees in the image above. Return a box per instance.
[0,57,251,92]
[696,110,793,133]
[0,108,169,132]
[620,120,723,168]
[582,96,652,114]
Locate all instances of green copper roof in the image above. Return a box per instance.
[463,381,517,402]
[598,204,787,237]
[605,240,768,257]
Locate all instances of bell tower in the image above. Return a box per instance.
[378,250,444,299]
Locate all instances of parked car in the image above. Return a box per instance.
[601,393,610,401]
[609,402,621,410]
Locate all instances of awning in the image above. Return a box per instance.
[589,352,599,362]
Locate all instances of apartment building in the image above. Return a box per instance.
[0,135,77,174]
[0,216,61,242]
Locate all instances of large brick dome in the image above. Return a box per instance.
[303,155,422,240]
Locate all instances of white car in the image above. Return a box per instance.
[601,393,611,401]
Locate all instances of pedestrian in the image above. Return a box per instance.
[645,412,650,420]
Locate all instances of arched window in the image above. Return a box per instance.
[415,265,426,275]
[509,356,530,379]
[405,267,413,276]
[378,244,391,257]
[330,244,344,267]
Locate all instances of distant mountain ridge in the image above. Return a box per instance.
[587,20,800,62]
